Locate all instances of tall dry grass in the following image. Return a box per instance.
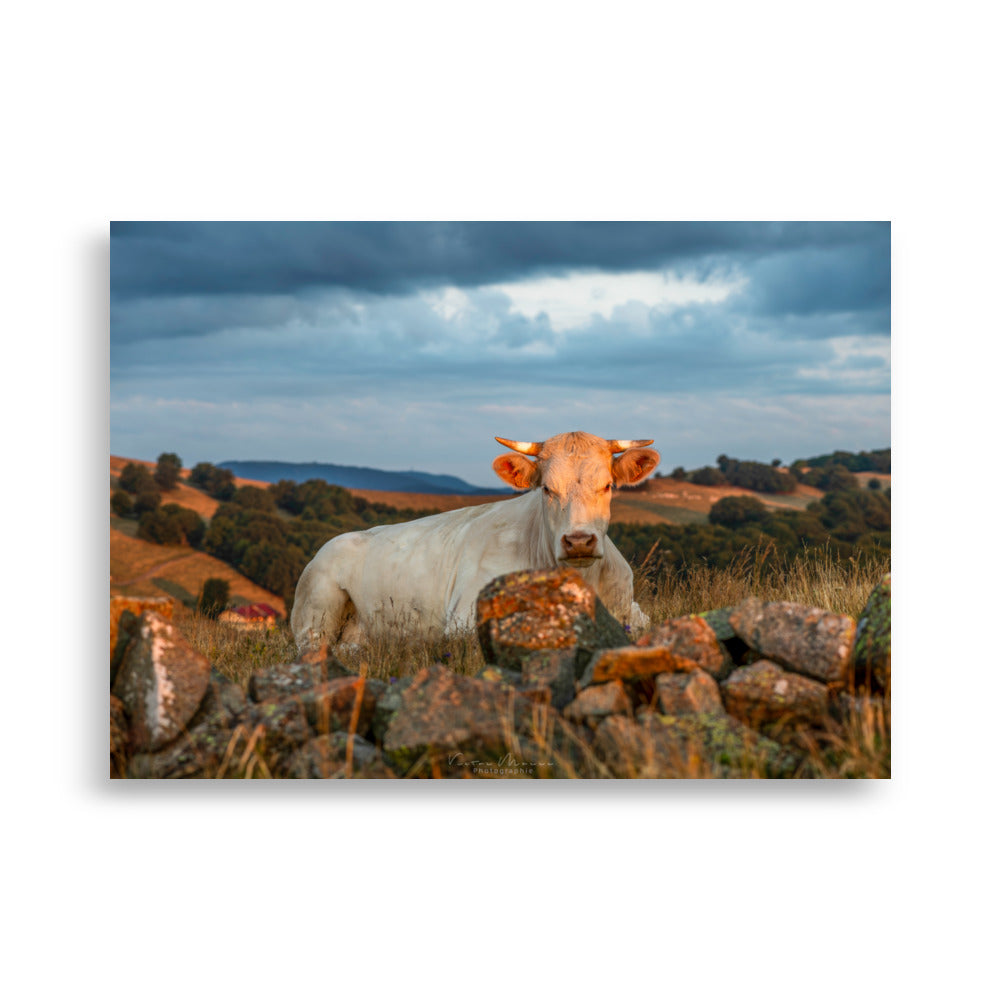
[634,542,888,623]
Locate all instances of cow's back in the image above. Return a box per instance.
[293,493,540,641]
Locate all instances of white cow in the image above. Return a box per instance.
[290,431,660,653]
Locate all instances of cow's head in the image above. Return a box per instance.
[492,431,660,567]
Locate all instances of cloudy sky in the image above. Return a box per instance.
[110,222,890,488]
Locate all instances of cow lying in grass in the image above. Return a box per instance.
[291,431,659,653]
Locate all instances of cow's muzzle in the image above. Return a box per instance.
[560,532,600,566]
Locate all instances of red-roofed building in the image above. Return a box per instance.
[219,603,281,630]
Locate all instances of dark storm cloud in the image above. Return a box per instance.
[111,221,889,310]
[111,285,887,403]
[110,222,890,477]
[736,236,890,323]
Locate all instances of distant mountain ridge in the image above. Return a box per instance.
[217,460,509,495]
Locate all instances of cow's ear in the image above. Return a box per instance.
[493,453,540,490]
[612,447,660,487]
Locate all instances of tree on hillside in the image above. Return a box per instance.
[670,466,686,480]
[136,504,206,547]
[709,495,768,527]
[198,578,230,619]
[133,489,161,516]
[154,453,183,490]
[118,462,157,495]
[690,466,726,486]
[111,490,133,518]
[189,462,237,500]
[231,485,277,512]
[820,465,859,492]
[137,508,186,545]
[160,503,206,547]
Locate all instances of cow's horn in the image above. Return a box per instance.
[495,437,542,456]
[607,438,654,453]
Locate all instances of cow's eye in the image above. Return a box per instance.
[603,483,612,493]
[542,486,551,496]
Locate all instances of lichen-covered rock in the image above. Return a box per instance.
[112,611,211,752]
[281,733,382,778]
[721,660,830,731]
[636,616,728,678]
[241,699,314,768]
[520,650,578,709]
[729,598,856,685]
[476,568,629,675]
[695,607,737,642]
[476,665,523,685]
[127,675,248,779]
[579,646,705,687]
[110,596,174,664]
[110,694,129,778]
[853,573,890,692]
[207,668,248,719]
[371,676,415,746]
[289,676,383,736]
[381,663,569,776]
[655,670,724,715]
[563,680,630,726]
[595,711,803,778]
[476,661,561,707]
[248,652,355,702]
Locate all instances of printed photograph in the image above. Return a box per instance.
[109,221,891,779]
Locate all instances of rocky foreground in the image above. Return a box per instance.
[110,570,891,779]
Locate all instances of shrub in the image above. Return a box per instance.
[133,489,161,515]
[709,495,768,527]
[819,465,860,492]
[670,467,686,480]
[231,485,277,512]
[154,452,183,490]
[198,577,230,619]
[189,462,237,500]
[111,490,133,517]
[119,462,157,495]
[690,466,726,486]
[160,503,206,547]
[137,508,186,545]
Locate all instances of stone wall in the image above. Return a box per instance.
[109,570,890,779]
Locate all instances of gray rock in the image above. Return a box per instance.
[112,612,211,752]
[595,711,804,778]
[282,733,381,778]
[853,573,890,692]
[476,568,630,676]
[729,598,856,685]
[563,680,630,726]
[721,660,830,731]
[655,670,724,715]
[521,649,578,709]
[381,663,575,777]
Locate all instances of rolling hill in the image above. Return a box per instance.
[216,460,507,495]
[110,457,287,614]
